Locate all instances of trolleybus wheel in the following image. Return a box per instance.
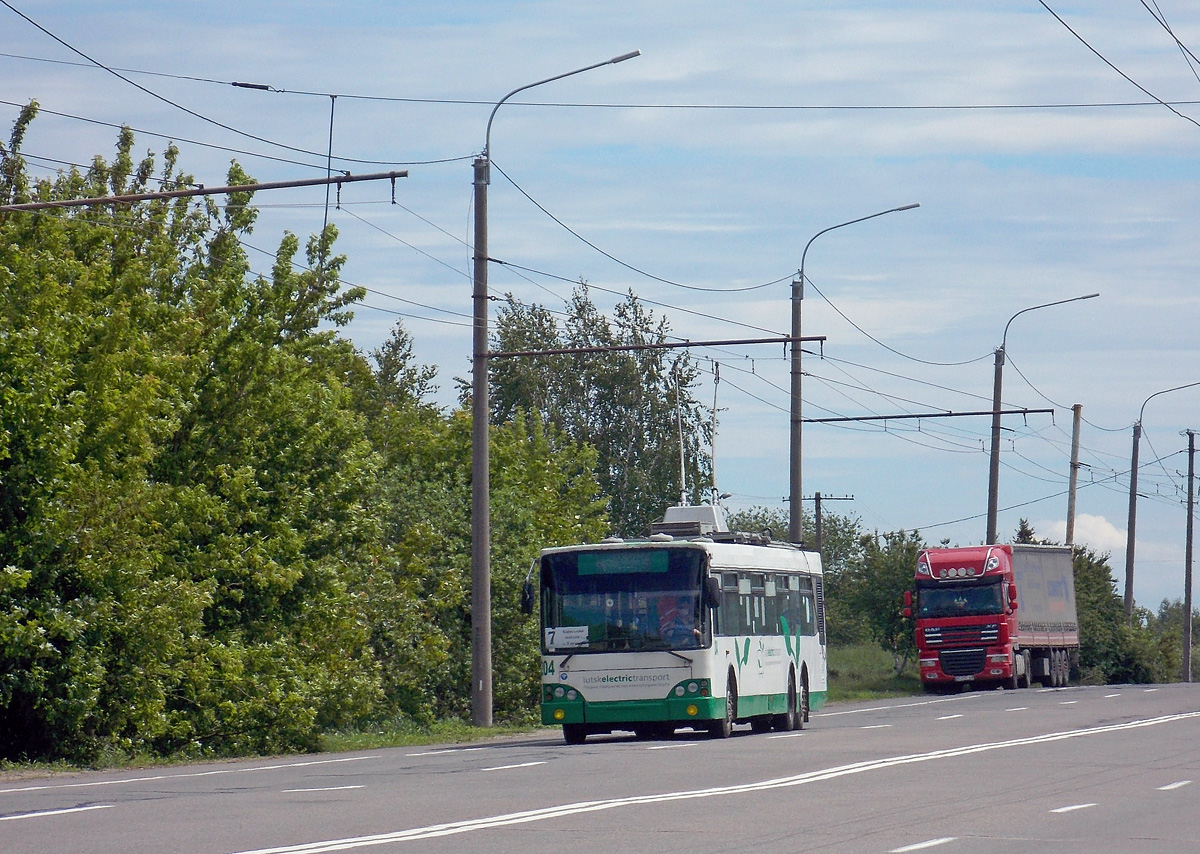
[800,673,810,728]
[563,723,587,745]
[709,675,736,739]
[773,672,798,732]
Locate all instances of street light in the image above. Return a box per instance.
[470,50,640,728]
[789,203,920,545]
[1123,380,1200,618]
[985,293,1099,544]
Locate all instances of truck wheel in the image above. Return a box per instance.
[1019,651,1032,689]
[709,675,736,739]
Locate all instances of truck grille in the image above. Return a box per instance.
[923,624,999,646]
[939,648,986,677]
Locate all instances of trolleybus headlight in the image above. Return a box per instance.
[567,690,577,700]
[554,686,565,698]
[553,708,565,721]
[674,686,685,697]
[687,682,699,693]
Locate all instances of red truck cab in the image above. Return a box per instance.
[907,546,1020,690]
[906,543,1078,691]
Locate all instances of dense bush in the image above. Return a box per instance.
[0,110,606,760]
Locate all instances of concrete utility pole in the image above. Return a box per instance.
[789,203,919,545]
[469,51,640,728]
[1066,403,1083,545]
[1184,429,1195,682]
[811,492,853,552]
[1124,381,1200,619]
[986,294,1098,545]
[1124,421,1143,619]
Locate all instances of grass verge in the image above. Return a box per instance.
[827,642,921,702]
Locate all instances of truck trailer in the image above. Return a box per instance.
[904,544,1078,691]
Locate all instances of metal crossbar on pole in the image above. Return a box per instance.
[0,170,407,211]
[804,408,1053,424]
[487,335,824,360]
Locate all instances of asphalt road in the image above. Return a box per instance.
[3,683,1198,854]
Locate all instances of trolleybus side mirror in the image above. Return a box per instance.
[520,581,535,616]
[902,589,913,618]
[705,575,721,609]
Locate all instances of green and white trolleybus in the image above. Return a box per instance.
[536,506,827,744]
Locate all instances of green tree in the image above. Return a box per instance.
[855,530,923,674]
[487,285,711,537]
[1,115,381,760]
[360,323,608,723]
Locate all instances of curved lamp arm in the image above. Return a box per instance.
[483,50,640,163]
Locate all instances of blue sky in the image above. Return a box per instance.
[4,1,1199,611]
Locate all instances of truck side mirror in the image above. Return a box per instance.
[705,575,722,609]
[902,589,913,618]
[1009,583,1018,611]
[520,581,535,616]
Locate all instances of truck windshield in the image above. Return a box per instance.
[541,546,707,653]
[918,582,1003,618]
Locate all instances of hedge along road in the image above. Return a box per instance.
[3,684,1199,854]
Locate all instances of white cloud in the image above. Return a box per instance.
[1036,513,1126,557]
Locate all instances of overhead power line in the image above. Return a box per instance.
[1038,0,1200,132]
[7,50,1200,112]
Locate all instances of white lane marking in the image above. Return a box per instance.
[1159,780,1192,791]
[818,694,980,717]
[1060,701,1078,705]
[767,732,806,739]
[1105,693,1121,698]
[0,756,378,795]
[406,748,485,757]
[220,710,1200,854]
[281,786,365,793]
[645,744,698,750]
[1144,688,1160,693]
[480,762,546,772]
[891,838,958,852]
[936,715,962,721]
[1050,803,1096,813]
[859,725,893,730]
[1005,707,1027,712]
[0,804,113,821]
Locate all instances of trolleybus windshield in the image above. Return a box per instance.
[541,547,707,653]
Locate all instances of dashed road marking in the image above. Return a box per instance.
[0,805,113,822]
[480,761,546,772]
[1050,803,1096,814]
[891,838,957,852]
